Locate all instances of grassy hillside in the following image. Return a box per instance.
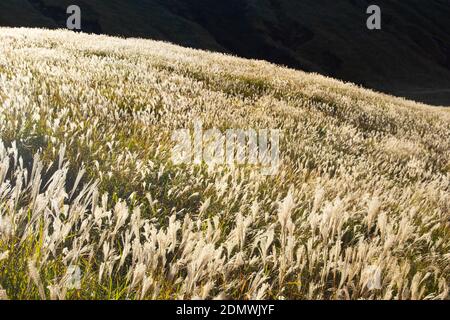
[1,0,450,106]
[0,28,449,300]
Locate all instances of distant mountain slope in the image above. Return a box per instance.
[1,0,450,105]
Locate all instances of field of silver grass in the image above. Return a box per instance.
[0,28,449,300]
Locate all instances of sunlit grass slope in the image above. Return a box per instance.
[0,28,449,300]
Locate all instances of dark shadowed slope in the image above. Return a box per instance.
[1,0,450,106]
